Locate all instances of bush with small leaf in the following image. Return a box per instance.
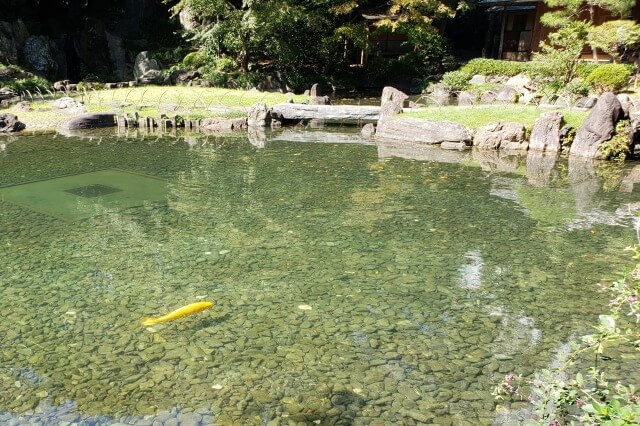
[182,52,206,69]
[586,64,632,93]
[600,120,632,160]
[440,70,470,92]
[460,58,528,77]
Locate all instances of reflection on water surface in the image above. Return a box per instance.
[0,129,638,425]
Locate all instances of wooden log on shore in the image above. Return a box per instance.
[271,103,380,122]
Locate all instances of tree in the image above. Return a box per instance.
[587,20,640,63]
[535,21,590,85]
[543,0,636,61]
[170,0,468,88]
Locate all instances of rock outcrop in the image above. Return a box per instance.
[59,114,116,130]
[376,118,472,145]
[133,51,162,84]
[529,112,563,153]
[380,86,408,114]
[474,122,527,150]
[247,103,272,127]
[570,92,624,158]
[201,118,246,131]
[0,113,25,132]
[23,35,58,77]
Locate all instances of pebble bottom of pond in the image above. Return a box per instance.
[0,131,638,425]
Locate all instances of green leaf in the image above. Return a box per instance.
[599,315,616,331]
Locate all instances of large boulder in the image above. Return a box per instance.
[469,75,486,85]
[201,117,246,131]
[495,86,519,103]
[247,103,271,127]
[375,118,472,145]
[575,96,598,110]
[474,122,527,150]
[0,113,25,132]
[570,92,624,158]
[0,87,14,101]
[133,51,162,84]
[480,91,497,104]
[23,35,58,77]
[310,83,325,97]
[505,74,531,89]
[256,72,289,93]
[53,97,83,111]
[59,114,116,130]
[381,86,409,114]
[178,7,198,31]
[529,111,564,153]
[361,123,375,138]
[431,85,451,106]
[457,91,476,106]
[0,22,17,64]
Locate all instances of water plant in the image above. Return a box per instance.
[494,237,640,424]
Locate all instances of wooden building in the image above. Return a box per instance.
[478,0,640,61]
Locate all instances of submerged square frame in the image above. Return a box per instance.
[0,169,167,220]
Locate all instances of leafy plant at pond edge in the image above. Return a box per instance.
[494,243,640,425]
[600,120,632,161]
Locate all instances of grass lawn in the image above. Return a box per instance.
[402,104,589,129]
[10,86,307,130]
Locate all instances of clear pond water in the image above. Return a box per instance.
[0,129,639,425]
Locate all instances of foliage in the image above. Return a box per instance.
[460,58,529,77]
[182,52,206,69]
[542,0,636,28]
[170,0,468,89]
[564,78,591,97]
[440,70,469,91]
[399,23,453,77]
[588,20,640,63]
[0,76,51,95]
[541,0,636,63]
[494,243,640,424]
[586,64,632,93]
[534,21,590,85]
[575,62,600,80]
[600,120,632,161]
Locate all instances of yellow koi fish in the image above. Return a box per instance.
[142,301,214,327]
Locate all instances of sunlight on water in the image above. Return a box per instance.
[0,130,638,425]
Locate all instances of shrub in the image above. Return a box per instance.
[586,64,632,93]
[574,62,600,79]
[182,52,206,69]
[214,56,237,73]
[460,58,528,77]
[440,70,470,91]
[600,120,631,160]
[1,76,51,95]
[564,78,591,101]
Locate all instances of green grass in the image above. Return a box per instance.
[402,105,589,129]
[77,86,305,109]
[8,86,305,130]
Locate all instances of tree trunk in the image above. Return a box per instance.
[589,4,598,62]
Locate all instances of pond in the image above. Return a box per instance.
[0,129,639,425]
